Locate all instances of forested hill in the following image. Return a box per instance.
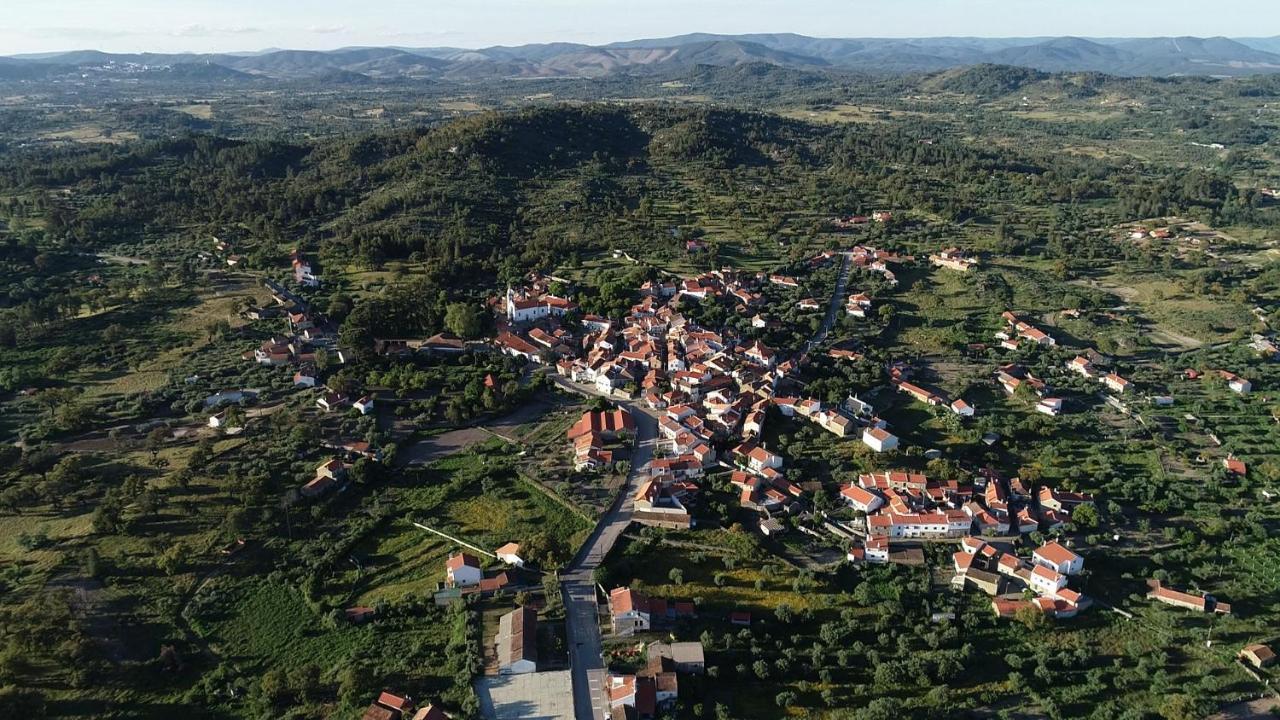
[0,103,1255,345]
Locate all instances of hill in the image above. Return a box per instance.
[6,34,1280,83]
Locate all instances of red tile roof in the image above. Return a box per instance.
[1034,541,1080,567]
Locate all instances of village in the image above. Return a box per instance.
[192,217,1276,720]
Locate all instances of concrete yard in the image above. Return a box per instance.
[477,670,576,720]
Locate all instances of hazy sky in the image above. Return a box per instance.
[3,0,1278,54]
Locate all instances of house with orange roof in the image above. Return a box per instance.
[862,426,899,453]
[610,587,652,636]
[1146,580,1231,614]
[1223,457,1247,476]
[1033,541,1083,575]
[445,553,482,588]
[840,484,884,514]
[495,542,524,567]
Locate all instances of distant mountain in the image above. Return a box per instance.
[1237,36,1280,54]
[1107,36,1280,74]
[146,62,254,81]
[985,37,1128,74]
[4,33,1280,83]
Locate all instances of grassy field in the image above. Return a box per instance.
[327,443,591,606]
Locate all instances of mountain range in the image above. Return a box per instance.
[5,33,1280,82]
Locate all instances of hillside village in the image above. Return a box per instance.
[3,76,1280,720]
[187,214,1280,719]
[151,207,1280,720]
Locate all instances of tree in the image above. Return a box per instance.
[1015,604,1047,630]
[445,302,482,339]
[145,427,169,463]
[157,542,188,576]
[259,668,291,707]
[668,568,684,585]
[1071,503,1100,529]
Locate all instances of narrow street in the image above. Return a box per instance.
[806,250,853,352]
[549,375,659,720]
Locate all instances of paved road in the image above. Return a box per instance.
[806,251,854,352]
[550,375,659,720]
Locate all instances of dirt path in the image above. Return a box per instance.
[1211,697,1280,719]
[398,397,563,466]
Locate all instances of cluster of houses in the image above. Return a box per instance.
[567,407,637,471]
[842,468,1094,547]
[892,376,975,419]
[211,236,244,268]
[997,311,1056,350]
[829,211,894,230]
[995,363,1069,416]
[442,550,530,597]
[1127,226,1179,241]
[608,587,696,636]
[954,538,1091,619]
[847,244,908,287]
[608,641,705,719]
[496,262,980,533]
[998,310,1256,421]
[492,271,811,531]
[929,247,979,273]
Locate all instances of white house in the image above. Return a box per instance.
[1036,397,1063,416]
[845,395,875,418]
[864,536,890,564]
[840,485,884,514]
[1033,541,1084,576]
[950,399,975,418]
[1221,371,1252,395]
[207,411,243,434]
[1102,373,1131,394]
[862,427,899,453]
[1029,564,1068,596]
[495,542,525,568]
[293,371,317,388]
[609,587,652,636]
[316,392,346,413]
[352,395,375,415]
[445,553,483,588]
[1067,356,1095,378]
[742,445,783,473]
[506,288,576,324]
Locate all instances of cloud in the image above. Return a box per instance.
[307,25,346,35]
[30,26,141,40]
[171,24,262,38]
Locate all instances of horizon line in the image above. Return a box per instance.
[8,30,1280,59]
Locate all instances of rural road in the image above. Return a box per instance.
[549,374,659,720]
[806,250,853,352]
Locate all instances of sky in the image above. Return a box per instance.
[2,0,1278,55]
